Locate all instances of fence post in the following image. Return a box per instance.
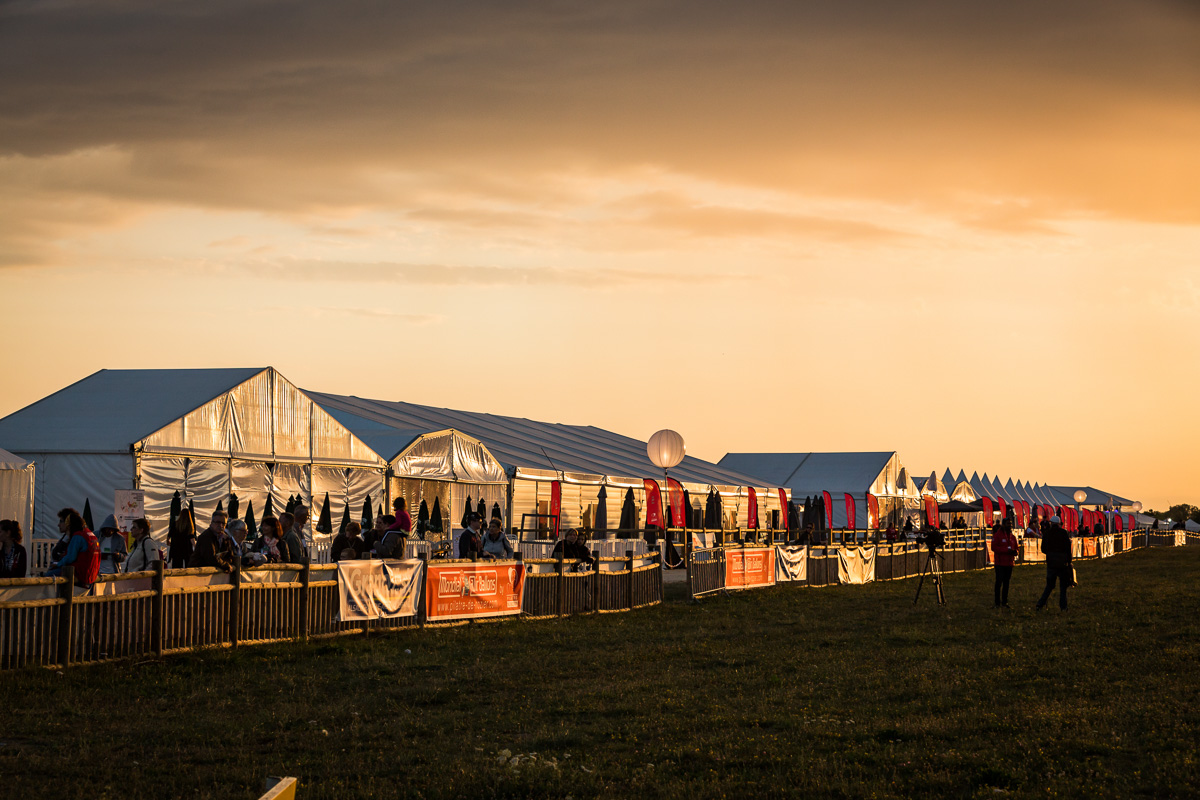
[56,565,74,668]
[151,560,164,657]
[417,553,428,629]
[626,550,635,610]
[229,553,241,648]
[299,557,311,642]
[556,552,565,618]
[592,549,601,613]
[654,550,663,602]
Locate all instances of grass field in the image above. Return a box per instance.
[3,547,1199,799]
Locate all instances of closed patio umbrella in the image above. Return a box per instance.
[417,500,430,536]
[429,497,443,533]
[595,486,608,536]
[82,498,94,532]
[461,496,473,527]
[618,488,637,538]
[316,493,333,534]
[262,494,274,522]
[338,502,351,534]
[244,500,257,538]
[491,502,503,523]
[227,493,240,521]
[681,488,692,528]
[361,495,374,529]
[215,499,224,516]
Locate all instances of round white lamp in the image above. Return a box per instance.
[647,429,686,470]
[1132,501,1142,513]
[1073,489,1087,504]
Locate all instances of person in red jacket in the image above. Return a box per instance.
[47,507,100,589]
[991,522,1019,608]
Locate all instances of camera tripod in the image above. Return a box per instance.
[913,547,946,606]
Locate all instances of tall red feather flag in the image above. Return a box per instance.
[1114,513,1123,532]
[643,479,663,529]
[844,493,856,530]
[981,497,993,525]
[550,480,562,538]
[866,493,880,530]
[778,488,789,531]
[667,478,685,529]
[998,497,1007,521]
[1127,513,1135,531]
[822,491,833,529]
[747,487,759,529]
[924,496,938,527]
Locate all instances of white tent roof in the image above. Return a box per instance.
[0,368,384,467]
[312,392,765,488]
[720,452,904,499]
[1047,485,1135,507]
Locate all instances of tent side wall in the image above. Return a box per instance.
[0,462,35,543]
[21,452,134,541]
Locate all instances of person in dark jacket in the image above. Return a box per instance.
[0,519,28,578]
[1036,516,1073,611]
[332,522,366,562]
[189,510,235,570]
[458,513,484,559]
[990,522,1019,608]
[169,508,196,568]
[551,528,595,568]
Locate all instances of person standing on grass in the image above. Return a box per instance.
[0,519,28,578]
[1036,515,1073,611]
[991,522,1018,608]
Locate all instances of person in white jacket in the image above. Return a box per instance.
[124,518,161,572]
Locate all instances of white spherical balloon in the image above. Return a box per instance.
[647,429,686,469]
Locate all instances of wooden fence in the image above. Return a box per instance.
[521,551,663,617]
[0,550,663,670]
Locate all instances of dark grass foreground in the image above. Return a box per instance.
[3,548,1199,799]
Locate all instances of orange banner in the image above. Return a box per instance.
[425,561,525,622]
[725,547,776,590]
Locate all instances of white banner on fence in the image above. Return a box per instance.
[1099,535,1115,558]
[1176,532,1186,547]
[775,546,807,582]
[838,546,876,585]
[338,558,422,621]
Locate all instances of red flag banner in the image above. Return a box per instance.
[778,488,789,530]
[822,491,833,529]
[747,487,759,529]
[844,493,856,530]
[667,478,685,530]
[1114,514,1123,532]
[981,497,993,525]
[1127,513,1135,531]
[550,480,562,538]
[643,479,663,529]
[924,496,938,527]
[998,498,1007,521]
[866,493,880,530]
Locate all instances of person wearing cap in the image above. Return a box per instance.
[1036,515,1073,611]
[97,514,128,575]
[458,512,485,559]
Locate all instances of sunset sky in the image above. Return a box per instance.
[2,1,1198,510]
